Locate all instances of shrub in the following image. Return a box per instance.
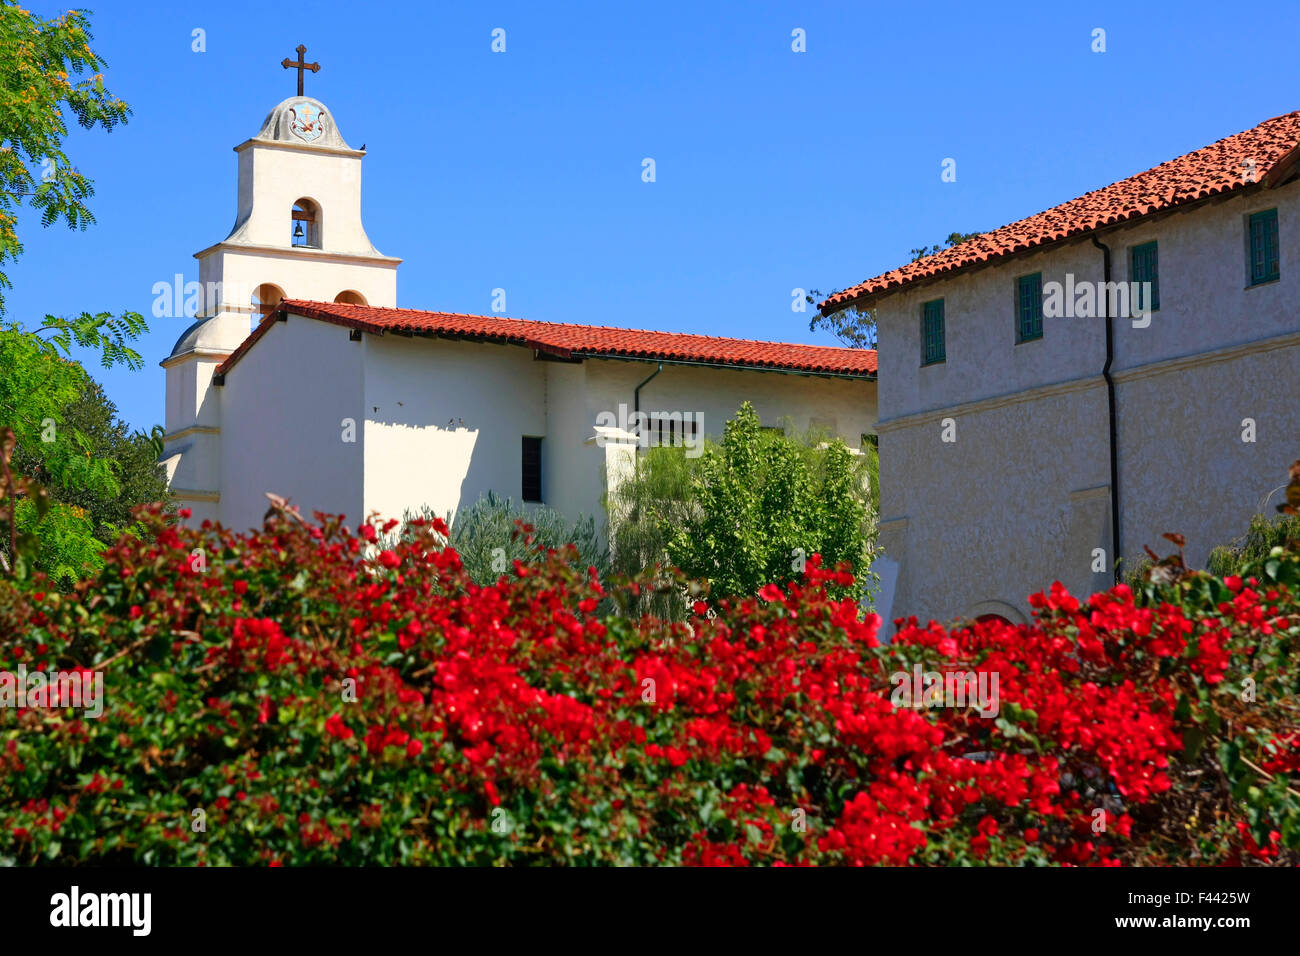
[0,497,1296,866]
[668,403,873,605]
[394,491,607,587]
[604,444,700,620]
[1208,511,1300,578]
[606,403,875,617]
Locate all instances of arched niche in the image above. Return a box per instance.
[251,282,286,320]
[967,599,1027,627]
[291,197,321,248]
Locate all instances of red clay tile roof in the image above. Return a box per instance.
[215,300,878,378]
[820,109,1300,313]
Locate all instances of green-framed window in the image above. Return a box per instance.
[922,298,945,365]
[1248,209,1280,285]
[1016,272,1043,342]
[1130,241,1160,311]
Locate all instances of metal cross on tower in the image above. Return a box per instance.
[281,44,320,97]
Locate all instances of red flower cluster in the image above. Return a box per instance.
[1,503,1296,866]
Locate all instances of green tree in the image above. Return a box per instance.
[665,403,874,604]
[0,4,140,583]
[12,377,169,545]
[605,443,701,619]
[0,2,131,313]
[807,232,981,349]
[908,231,982,263]
[0,316,149,584]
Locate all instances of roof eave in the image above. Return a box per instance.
[216,304,876,380]
[821,180,1277,315]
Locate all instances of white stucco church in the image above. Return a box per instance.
[160,70,878,542]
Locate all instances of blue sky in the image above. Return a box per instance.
[8,0,1300,431]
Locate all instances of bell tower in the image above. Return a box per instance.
[160,48,400,523]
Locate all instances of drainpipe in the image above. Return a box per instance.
[1092,235,1122,584]
[632,362,663,451]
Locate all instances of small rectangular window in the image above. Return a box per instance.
[521,436,542,503]
[1248,209,1280,285]
[1016,273,1043,342]
[648,415,698,448]
[922,299,945,365]
[810,416,838,437]
[1129,241,1160,312]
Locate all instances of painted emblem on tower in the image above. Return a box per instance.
[288,101,326,143]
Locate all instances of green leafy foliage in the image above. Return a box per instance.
[0,494,1295,866]
[604,443,700,619]
[12,497,102,588]
[909,231,983,262]
[0,315,153,583]
[862,434,880,518]
[1208,511,1300,578]
[664,403,873,605]
[0,1,131,314]
[807,232,980,349]
[12,377,170,548]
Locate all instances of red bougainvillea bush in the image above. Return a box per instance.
[0,504,1297,866]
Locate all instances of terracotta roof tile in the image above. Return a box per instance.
[820,109,1300,313]
[215,301,878,378]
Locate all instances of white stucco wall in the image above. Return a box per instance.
[360,336,548,525]
[218,315,365,530]
[357,333,878,537]
[227,137,381,256]
[543,361,603,523]
[577,359,877,450]
[872,179,1300,626]
[197,246,398,315]
[556,358,878,544]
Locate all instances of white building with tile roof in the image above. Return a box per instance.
[161,94,878,550]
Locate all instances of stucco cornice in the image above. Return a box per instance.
[160,347,235,369]
[170,487,221,503]
[233,136,365,160]
[162,425,220,443]
[192,240,402,266]
[1068,484,1111,504]
[877,329,1300,433]
[1110,330,1300,386]
[875,373,1105,433]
